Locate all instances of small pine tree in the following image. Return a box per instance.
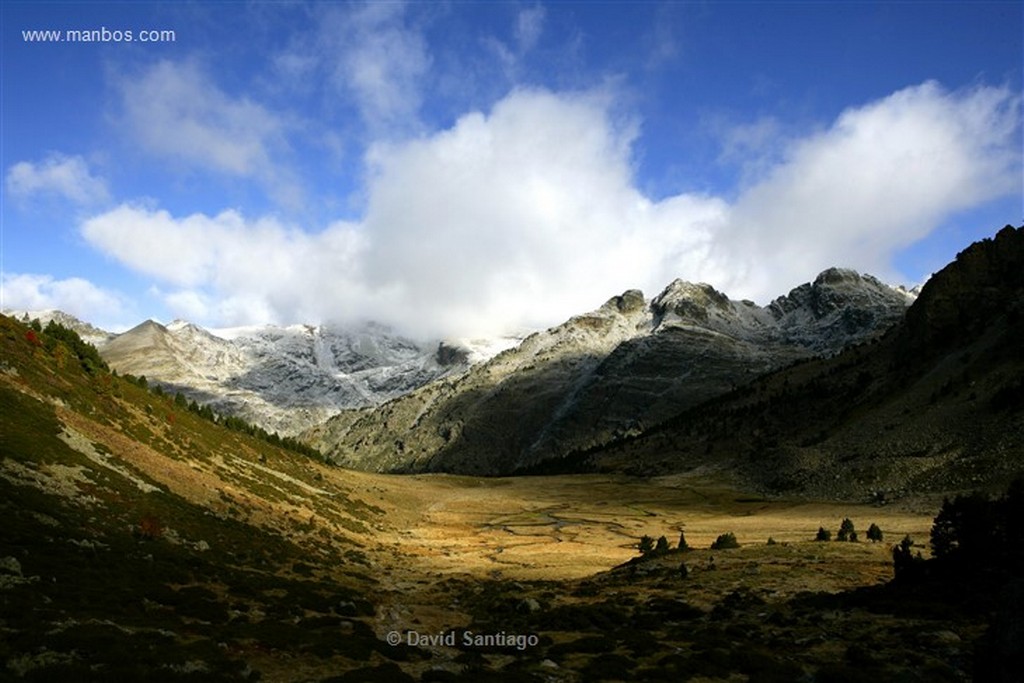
[767,537,777,546]
[838,518,856,542]
[655,536,670,555]
[678,531,689,551]
[816,526,832,542]
[892,534,924,581]
[866,523,883,542]
[639,535,655,555]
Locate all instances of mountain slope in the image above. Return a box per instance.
[308,269,912,474]
[0,313,437,680]
[578,225,1024,500]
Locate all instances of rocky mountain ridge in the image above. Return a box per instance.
[575,225,1024,500]
[101,320,472,436]
[307,267,914,474]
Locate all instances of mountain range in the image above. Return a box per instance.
[568,224,1024,500]
[10,225,1021,499]
[306,267,915,475]
[7,265,913,453]
[2,313,517,437]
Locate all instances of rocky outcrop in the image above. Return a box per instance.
[900,225,1024,354]
[309,268,913,474]
[98,320,464,436]
[769,268,915,353]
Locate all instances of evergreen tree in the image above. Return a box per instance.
[711,532,740,550]
[815,527,832,542]
[638,535,655,555]
[867,523,883,542]
[892,534,923,581]
[838,518,856,542]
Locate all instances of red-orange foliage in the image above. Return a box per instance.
[25,329,41,346]
[138,515,163,540]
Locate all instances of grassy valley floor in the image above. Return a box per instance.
[333,470,960,683]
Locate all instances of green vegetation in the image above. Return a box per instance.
[638,535,654,555]
[837,517,857,542]
[815,526,832,542]
[891,534,923,581]
[867,523,883,542]
[654,535,670,554]
[37,319,109,375]
[0,314,392,679]
[929,481,1024,577]
[14,317,322,463]
[710,532,739,550]
[637,531,691,559]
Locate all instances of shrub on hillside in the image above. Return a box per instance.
[638,535,655,556]
[711,532,740,550]
[892,535,924,581]
[655,535,670,555]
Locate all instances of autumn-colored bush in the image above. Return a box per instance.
[137,515,164,540]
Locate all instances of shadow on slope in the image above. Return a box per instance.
[574,225,1024,499]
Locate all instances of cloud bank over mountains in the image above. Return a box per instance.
[72,80,1019,339]
[4,3,1021,336]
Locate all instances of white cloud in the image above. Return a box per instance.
[515,5,546,53]
[357,88,724,335]
[81,205,368,327]
[1,273,126,326]
[6,154,109,204]
[484,5,548,84]
[322,3,431,135]
[117,60,300,206]
[78,82,1021,339]
[717,81,1022,299]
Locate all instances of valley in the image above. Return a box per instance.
[2,226,1021,681]
[0,311,960,682]
[352,469,935,583]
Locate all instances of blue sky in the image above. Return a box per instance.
[2,1,1021,337]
